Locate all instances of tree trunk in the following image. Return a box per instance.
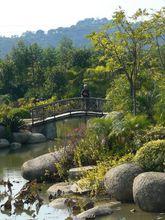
[130,81,137,115]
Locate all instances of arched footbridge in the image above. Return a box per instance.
[30,97,111,126]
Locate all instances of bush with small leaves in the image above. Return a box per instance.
[143,126,165,142]
[8,108,30,119]
[134,139,165,172]
[0,108,26,132]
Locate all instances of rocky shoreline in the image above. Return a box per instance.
[1,119,164,218]
[0,124,46,150]
[21,147,165,218]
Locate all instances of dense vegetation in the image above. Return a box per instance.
[0,38,93,100]
[0,8,164,123]
[0,8,164,184]
[71,115,165,195]
[44,8,164,195]
[0,18,110,58]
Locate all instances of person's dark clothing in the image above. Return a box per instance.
[81,88,90,98]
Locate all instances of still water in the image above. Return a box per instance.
[0,118,164,220]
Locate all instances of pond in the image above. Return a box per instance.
[0,141,71,220]
[0,118,164,220]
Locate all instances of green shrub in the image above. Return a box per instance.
[134,139,165,172]
[0,94,12,105]
[87,117,113,137]
[73,117,113,166]
[107,113,150,152]
[124,114,150,130]
[74,113,151,166]
[8,107,30,119]
[106,75,131,112]
[153,76,165,125]
[74,132,108,166]
[0,107,26,132]
[1,115,24,132]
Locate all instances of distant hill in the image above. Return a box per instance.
[0,18,111,58]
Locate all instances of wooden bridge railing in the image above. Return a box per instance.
[31,97,111,125]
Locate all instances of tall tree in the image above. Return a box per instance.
[88,8,161,115]
[149,8,165,71]
[58,37,74,71]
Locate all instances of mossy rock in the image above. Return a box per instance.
[134,139,165,172]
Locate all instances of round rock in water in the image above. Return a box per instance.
[104,163,143,202]
[13,131,31,144]
[21,147,74,182]
[10,142,22,150]
[0,139,10,149]
[133,172,165,212]
[47,182,72,196]
[27,133,46,144]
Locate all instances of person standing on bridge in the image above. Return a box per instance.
[81,84,90,111]
[81,84,90,98]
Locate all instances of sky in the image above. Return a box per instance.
[0,0,164,37]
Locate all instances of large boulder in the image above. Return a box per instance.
[49,197,95,211]
[13,131,31,144]
[21,147,74,182]
[27,133,46,144]
[47,182,72,196]
[133,172,165,212]
[68,166,96,180]
[104,163,143,202]
[0,139,10,149]
[49,198,68,209]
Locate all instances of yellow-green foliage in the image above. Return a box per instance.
[74,133,108,166]
[0,106,27,133]
[8,107,30,119]
[77,153,134,196]
[108,113,150,151]
[17,96,57,109]
[74,113,150,166]
[87,117,113,137]
[144,126,165,142]
[106,75,131,112]
[77,161,110,196]
[134,139,165,172]
[153,75,165,126]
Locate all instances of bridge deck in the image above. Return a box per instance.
[26,111,107,126]
[29,97,111,126]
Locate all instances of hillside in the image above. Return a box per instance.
[0,18,110,58]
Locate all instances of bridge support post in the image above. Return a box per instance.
[31,121,57,140]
